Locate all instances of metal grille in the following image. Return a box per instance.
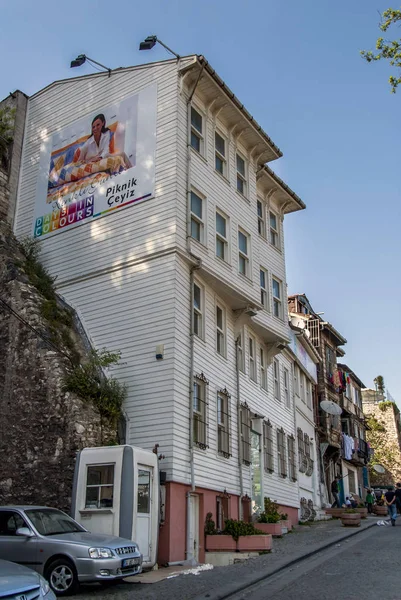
[115,545,137,555]
[194,376,208,448]
[217,389,231,457]
[288,436,297,481]
[277,428,287,477]
[241,403,251,465]
[263,420,274,472]
[307,318,321,348]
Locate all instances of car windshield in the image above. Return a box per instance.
[25,509,86,536]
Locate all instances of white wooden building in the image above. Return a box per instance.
[14,55,306,564]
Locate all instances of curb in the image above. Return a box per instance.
[194,520,378,600]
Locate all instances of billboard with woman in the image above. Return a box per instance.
[32,84,157,238]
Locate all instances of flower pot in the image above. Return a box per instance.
[374,506,387,516]
[325,508,345,518]
[254,522,283,536]
[356,508,368,519]
[280,519,292,533]
[237,534,272,552]
[341,513,361,527]
[205,535,237,552]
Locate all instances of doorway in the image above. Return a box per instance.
[136,466,153,562]
[188,494,199,562]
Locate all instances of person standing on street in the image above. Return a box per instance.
[394,482,401,514]
[331,477,340,508]
[385,486,398,526]
[366,489,375,514]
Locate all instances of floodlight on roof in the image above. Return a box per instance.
[139,35,180,59]
[70,54,111,76]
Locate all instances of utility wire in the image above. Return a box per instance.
[0,296,74,365]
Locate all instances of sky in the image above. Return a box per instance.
[1,0,400,401]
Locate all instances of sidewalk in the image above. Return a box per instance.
[123,517,379,600]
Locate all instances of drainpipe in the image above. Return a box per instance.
[235,336,244,520]
[185,59,204,565]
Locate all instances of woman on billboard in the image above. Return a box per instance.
[75,114,112,163]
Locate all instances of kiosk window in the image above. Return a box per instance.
[138,470,151,513]
[85,464,114,509]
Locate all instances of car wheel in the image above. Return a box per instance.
[46,558,79,596]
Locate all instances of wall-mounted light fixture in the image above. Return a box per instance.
[70,54,112,77]
[139,35,180,60]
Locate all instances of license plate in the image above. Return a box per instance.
[122,558,140,567]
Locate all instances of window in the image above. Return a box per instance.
[237,332,245,372]
[263,420,274,472]
[272,277,282,319]
[260,347,267,391]
[191,106,204,154]
[294,364,300,397]
[216,304,226,356]
[306,379,312,409]
[238,229,250,277]
[215,131,227,176]
[325,345,336,378]
[217,390,231,457]
[85,465,114,509]
[260,268,268,309]
[193,283,203,338]
[236,153,247,196]
[300,371,305,403]
[0,511,28,535]
[216,495,229,530]
[304,433,311,457]
[138,469,151,513]
[297,428,305,457]
[193,375,208,448]
[257,200,266,237]
[249,336,256,382]
[348,468,356,494]
[269,211,279,248]
[288,436,297,481]
[241,403,251,464]
[277,428,287,477]
[190,190,204,243]
[273,358,280,400]
[216,211,228,261]
[283,368,290,408]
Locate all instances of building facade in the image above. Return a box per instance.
[13,55,306,564]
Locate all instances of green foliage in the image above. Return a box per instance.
[222,519,264,541]
[258,497,281,523]
[63,349,127,424]
[204,513,217,535]
[379,400,399,414]
[374,375,386,394]
[0,105,15,168]
[343,509,358,514]
[366,414,401,480]
[18,236,78,360]
[280,512,288,520]
[361,8,401,92]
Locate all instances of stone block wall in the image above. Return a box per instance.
[0,221,116,511]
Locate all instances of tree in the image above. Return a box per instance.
[0,105,15,169]
[366,414,401,483]
[374,375,385,395]
[361,7,401,93]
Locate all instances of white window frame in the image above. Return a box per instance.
[216,302,226,357]
[193,375,208,448]
[249,335,257,382]
[273,358,281,401]
[236,152,247,197]
[294,364,300,397]
[272,277,283,319]
[190,189,205,244]
[216,209,229,262]
[277,428,287,478]
[260,267,268,309]
[193,281,204,339]
[85,464,115,509]
[215,130,227,178]
[306,379,312,409]
[284,368,290,408]
[260,347,268,391]
[217,390,231,457]
[237,331,245,373]
[190,105,205,156]
[269,210,280,248]
[238,228,250,277]
[257,199,266,238]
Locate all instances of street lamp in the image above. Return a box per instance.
[70,54,112,76]
[139,35,180,60]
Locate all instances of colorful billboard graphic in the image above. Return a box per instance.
[33,85,157,238]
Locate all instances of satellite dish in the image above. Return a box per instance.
[373,464,385,473]
[320,400,342,416]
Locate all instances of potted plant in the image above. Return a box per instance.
[341,509,361,527]
[355,503,368,519]
[223,519,272,552]
[204,513,236,552]
[325,507,345,518]
[279,512,292,532]
[255,498,284,536]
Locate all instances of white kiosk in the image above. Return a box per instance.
[71,445,159,568]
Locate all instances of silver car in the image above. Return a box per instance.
[0,506,143,596]
[0,558,56,599]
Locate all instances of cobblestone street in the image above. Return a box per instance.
[71,518,378,600]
